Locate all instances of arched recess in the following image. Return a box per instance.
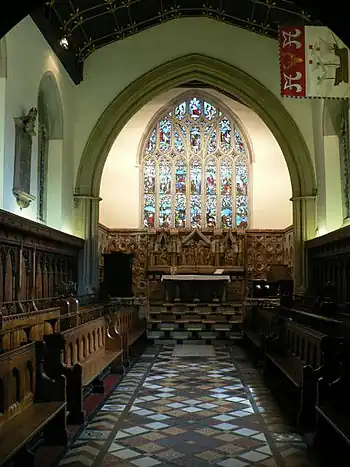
[75,54,316,292]
[37,71,63,227]
[322,99,344,231]
[0,37,6,208]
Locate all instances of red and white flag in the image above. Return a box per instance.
[279,26,350,98]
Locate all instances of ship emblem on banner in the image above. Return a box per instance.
[279,26,350,98]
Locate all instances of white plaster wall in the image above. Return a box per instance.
[3,17,76,234]
[3,16,340,236]
[0,37,6,209]
[47,140,63,228]
[324,135,343,232]
[100,88,292,229]
[0,77,5,208]
[75,17,315,185]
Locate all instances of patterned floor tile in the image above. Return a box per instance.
[56,345,321,467]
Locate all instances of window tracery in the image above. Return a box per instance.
[142,95,250,229]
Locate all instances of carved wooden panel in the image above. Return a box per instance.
[306,226,350,302]
[0,210,83,303]
[247,230,290,279]
[99,225,294,301]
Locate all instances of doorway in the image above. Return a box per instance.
[103,252,133,297]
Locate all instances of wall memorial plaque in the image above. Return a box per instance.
[13,107,37,209]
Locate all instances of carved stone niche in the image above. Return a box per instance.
[13,107,37,209]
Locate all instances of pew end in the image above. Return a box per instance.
[0,342,67,467]
[43,315,124,424]
[315,375,350,457]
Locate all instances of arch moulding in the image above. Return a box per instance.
[75,53,317,292]
[0,37,7,78]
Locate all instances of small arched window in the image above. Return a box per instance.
[141,94,250,229]
[37,121,48,222]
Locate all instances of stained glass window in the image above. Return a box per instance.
[142,94,250,229]
[144,158,156,194]
[235,157,249,228]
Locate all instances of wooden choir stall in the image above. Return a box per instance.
[0,211,148,467]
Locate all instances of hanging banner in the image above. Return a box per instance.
[279,26,350,98]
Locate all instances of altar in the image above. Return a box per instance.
[161,274,231,303]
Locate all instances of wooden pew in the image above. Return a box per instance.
[117,308,146,365]
[0,306,61,352]
[0,296,108,354]
[43,315,123,423]
[315,341,350,456]
[0,297,61,316]
[280,305,342,336]
[264,318,327,428]
[0,341,67,467]
[243,302,279,365]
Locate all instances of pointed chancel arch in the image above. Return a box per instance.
[37,72,64,226]
[75,54,316,291]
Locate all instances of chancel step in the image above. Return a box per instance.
[147,300,243,343]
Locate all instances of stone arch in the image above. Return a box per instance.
[0,37,7,78]
[75,54,316,291]
[76,54,315,199]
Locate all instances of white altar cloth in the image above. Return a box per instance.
[161,275,230,282]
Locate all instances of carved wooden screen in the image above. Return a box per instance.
[141,94,250,229]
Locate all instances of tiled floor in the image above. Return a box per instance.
[57,345,320,467]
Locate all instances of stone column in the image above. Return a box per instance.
[73,195,102,294]
[291,195,317,293]
[312,100,327,235]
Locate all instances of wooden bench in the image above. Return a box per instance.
[117,308,146,365]
[43,315,123,424]
[0,298,61,316]
[0,341,67,467]
[315,340,350,456]
[243,303,279,365]
[65,296,106,319]
[280,305,342,336]
[0,306,61,352]
[264,318,328,428]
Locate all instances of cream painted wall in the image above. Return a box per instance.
[2,17,76,234]
[0,37,6,209]
[75,17,315,187]
[100,88,292,229]
[0,77,5,208]
[324,135,343,232]
[3,16,346,238]
[100,89,183,228]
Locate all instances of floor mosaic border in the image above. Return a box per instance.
[56,345,320,467]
